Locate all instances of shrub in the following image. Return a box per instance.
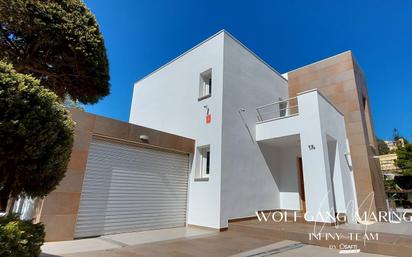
[394,175,412,190]
[384,179,397,191]
[395,143,412,176]
[0,215,45,257]
[377,138,390,155]
[0,61,75,198]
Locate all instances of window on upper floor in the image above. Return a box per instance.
[199,69,212,100]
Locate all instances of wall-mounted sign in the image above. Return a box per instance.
[206,114,211,124]
[203,105,211,124]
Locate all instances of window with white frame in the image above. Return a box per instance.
[196,146,210,179]
[199,69,212,100]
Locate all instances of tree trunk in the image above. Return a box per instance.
[5,196,15,215]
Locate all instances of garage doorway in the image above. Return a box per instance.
[75,138,190,238]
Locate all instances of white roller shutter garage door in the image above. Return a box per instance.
[75,138,190,238]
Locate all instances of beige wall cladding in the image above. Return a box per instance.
[287,51,386,214]
[40,192,81,216]
[39,109,195,241]
[41,214,77,242]
[67,148,90,172]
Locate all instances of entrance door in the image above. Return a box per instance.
[297,157,306,212]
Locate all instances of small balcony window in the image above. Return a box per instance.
[199,69,212,100]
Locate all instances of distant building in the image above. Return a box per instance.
[384,140,396,151]
[384,138,406,152]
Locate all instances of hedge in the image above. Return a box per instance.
[0,214,45,257]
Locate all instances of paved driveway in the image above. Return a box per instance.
[42,227,217,256]
[41,222,392,257]
[42,236,389,257]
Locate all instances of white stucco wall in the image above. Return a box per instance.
[257,142,301,211]
[129,30,355,228]
[129,32,225,229]
[278,145,301,210]
[220,34,288,226]
[317,93,357,222]
[256,90,356,223]
[130,31,289,229]
[256,115,300,141]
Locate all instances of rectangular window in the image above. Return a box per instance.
[205,151,210,175]
[196,145,210,180]
[199,69,212,100]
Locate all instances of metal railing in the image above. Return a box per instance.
[256,97,299,122]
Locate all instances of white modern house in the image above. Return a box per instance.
[32,29,383,241]
[129,30,359,230]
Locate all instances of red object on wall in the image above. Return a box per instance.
[206,114,211,124]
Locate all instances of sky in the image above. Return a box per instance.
[83,0,412,140]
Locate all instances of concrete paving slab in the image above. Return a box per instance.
[41,226,216,256]
[41,237,122,256]
[102,226,217,246]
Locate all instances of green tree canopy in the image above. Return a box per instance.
[377,138,390,155]
[0,0,110,104]
[395,143,412,176]
[0,61,74,197]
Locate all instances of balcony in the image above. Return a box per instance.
[255,89,346,142]
[256,96,299,123]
